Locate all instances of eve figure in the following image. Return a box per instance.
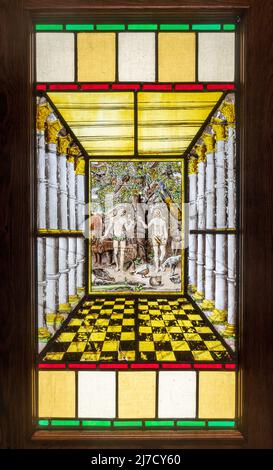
[139,208,168,272]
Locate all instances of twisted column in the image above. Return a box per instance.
[68,237,78,304]
[188,155,198,293]
[44,113,61,328]
[37,237,47,334]
[209,121,227,324]
[201,132,216,311]
[45,114,61,229]
[193,144,206,301]
[76,156,86,232]
[222,100,236,337]
[67,144,80,304]
[57,132,71,314]
[45,238,59,331]
[36,98,51,229]
[58,131,72,230]
[76,156,86,296]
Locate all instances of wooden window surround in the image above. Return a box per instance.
[0,0,272,449]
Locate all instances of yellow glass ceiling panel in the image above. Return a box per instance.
[48,92,135,156]
[138,92,222,155]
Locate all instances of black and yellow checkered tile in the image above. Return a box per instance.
[41,297,233,363]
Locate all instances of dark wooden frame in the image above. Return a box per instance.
[0,0,272,449]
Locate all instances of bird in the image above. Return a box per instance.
[135,264,150,278]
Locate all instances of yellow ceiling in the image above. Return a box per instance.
[48,91,222,156]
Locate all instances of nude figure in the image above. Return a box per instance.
[103,208,132,272]
[139,208,168,272]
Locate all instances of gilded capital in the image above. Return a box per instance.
[212,118,226,142]
[203,133,215,153]
[195,144,206,163]
[75,156,85,175]
[36,102,51,132]
[57,133,72,155]
[220,101,235,127]
[67,143,81,164]
[45,117,62,144]
[188,155,198,175]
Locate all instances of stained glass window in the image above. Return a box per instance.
[35,21,238,430]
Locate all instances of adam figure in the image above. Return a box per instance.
[103,208,132,272]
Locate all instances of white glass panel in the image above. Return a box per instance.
[158,371,196,418]
[198,33,235,82]
[36,32,74,82]
[118,32,155,82]
[78,371,116,418]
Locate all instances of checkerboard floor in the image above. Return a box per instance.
[41,297,234,363]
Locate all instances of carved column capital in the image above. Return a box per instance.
[203,133,215,153]
[45,114,62,144]
[75,156,85,175]
[188,155,198,175]
[212,118,226,141]
[220,101,235,127]
[36,101,51,132]
[57,132,72,155]
[67,143,81,164]
[195,144,206,163]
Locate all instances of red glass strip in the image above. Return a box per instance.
[49,84,79,91]
[36,84,47,91]
[99,363,128,369]
[38,363,66,369]
[194,364,222,369]
[112,84,141,91]
[206,84,235,90]
[225,364,236,369]
[161,363,192,369]
[80,83,110,90]
[142,84,172,91]
[68,363,97,369]
[175,84,204,91]
[131,363,159,369]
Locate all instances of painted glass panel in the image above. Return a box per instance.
[35,21,239,430]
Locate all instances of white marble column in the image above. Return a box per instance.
[46,114,61,229]
[76,156,86,232]
[67,145,79,303]
[222,101,236,337]
[76,238,85,296]
[58,237,70,314]
[188,155,198,293]
[36,99,51,229]
[44,114,61,329]
[75,156,86,296]
[67,145,78,232]
[209,122,227,323]
[201,133,216,311]
[68,237,78,304]
[57,133,71,314]
[37,237,46,329]
[193,144,206,301]
[57,133,71,230]
[45,238,59,332]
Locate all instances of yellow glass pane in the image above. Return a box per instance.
[138,92,222,155]
[39,371,75,417]
[118,372,156,418]
[48,92,134,156]
[199,371,236,419]
[158,33,195,82]
[77,33,115,81]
